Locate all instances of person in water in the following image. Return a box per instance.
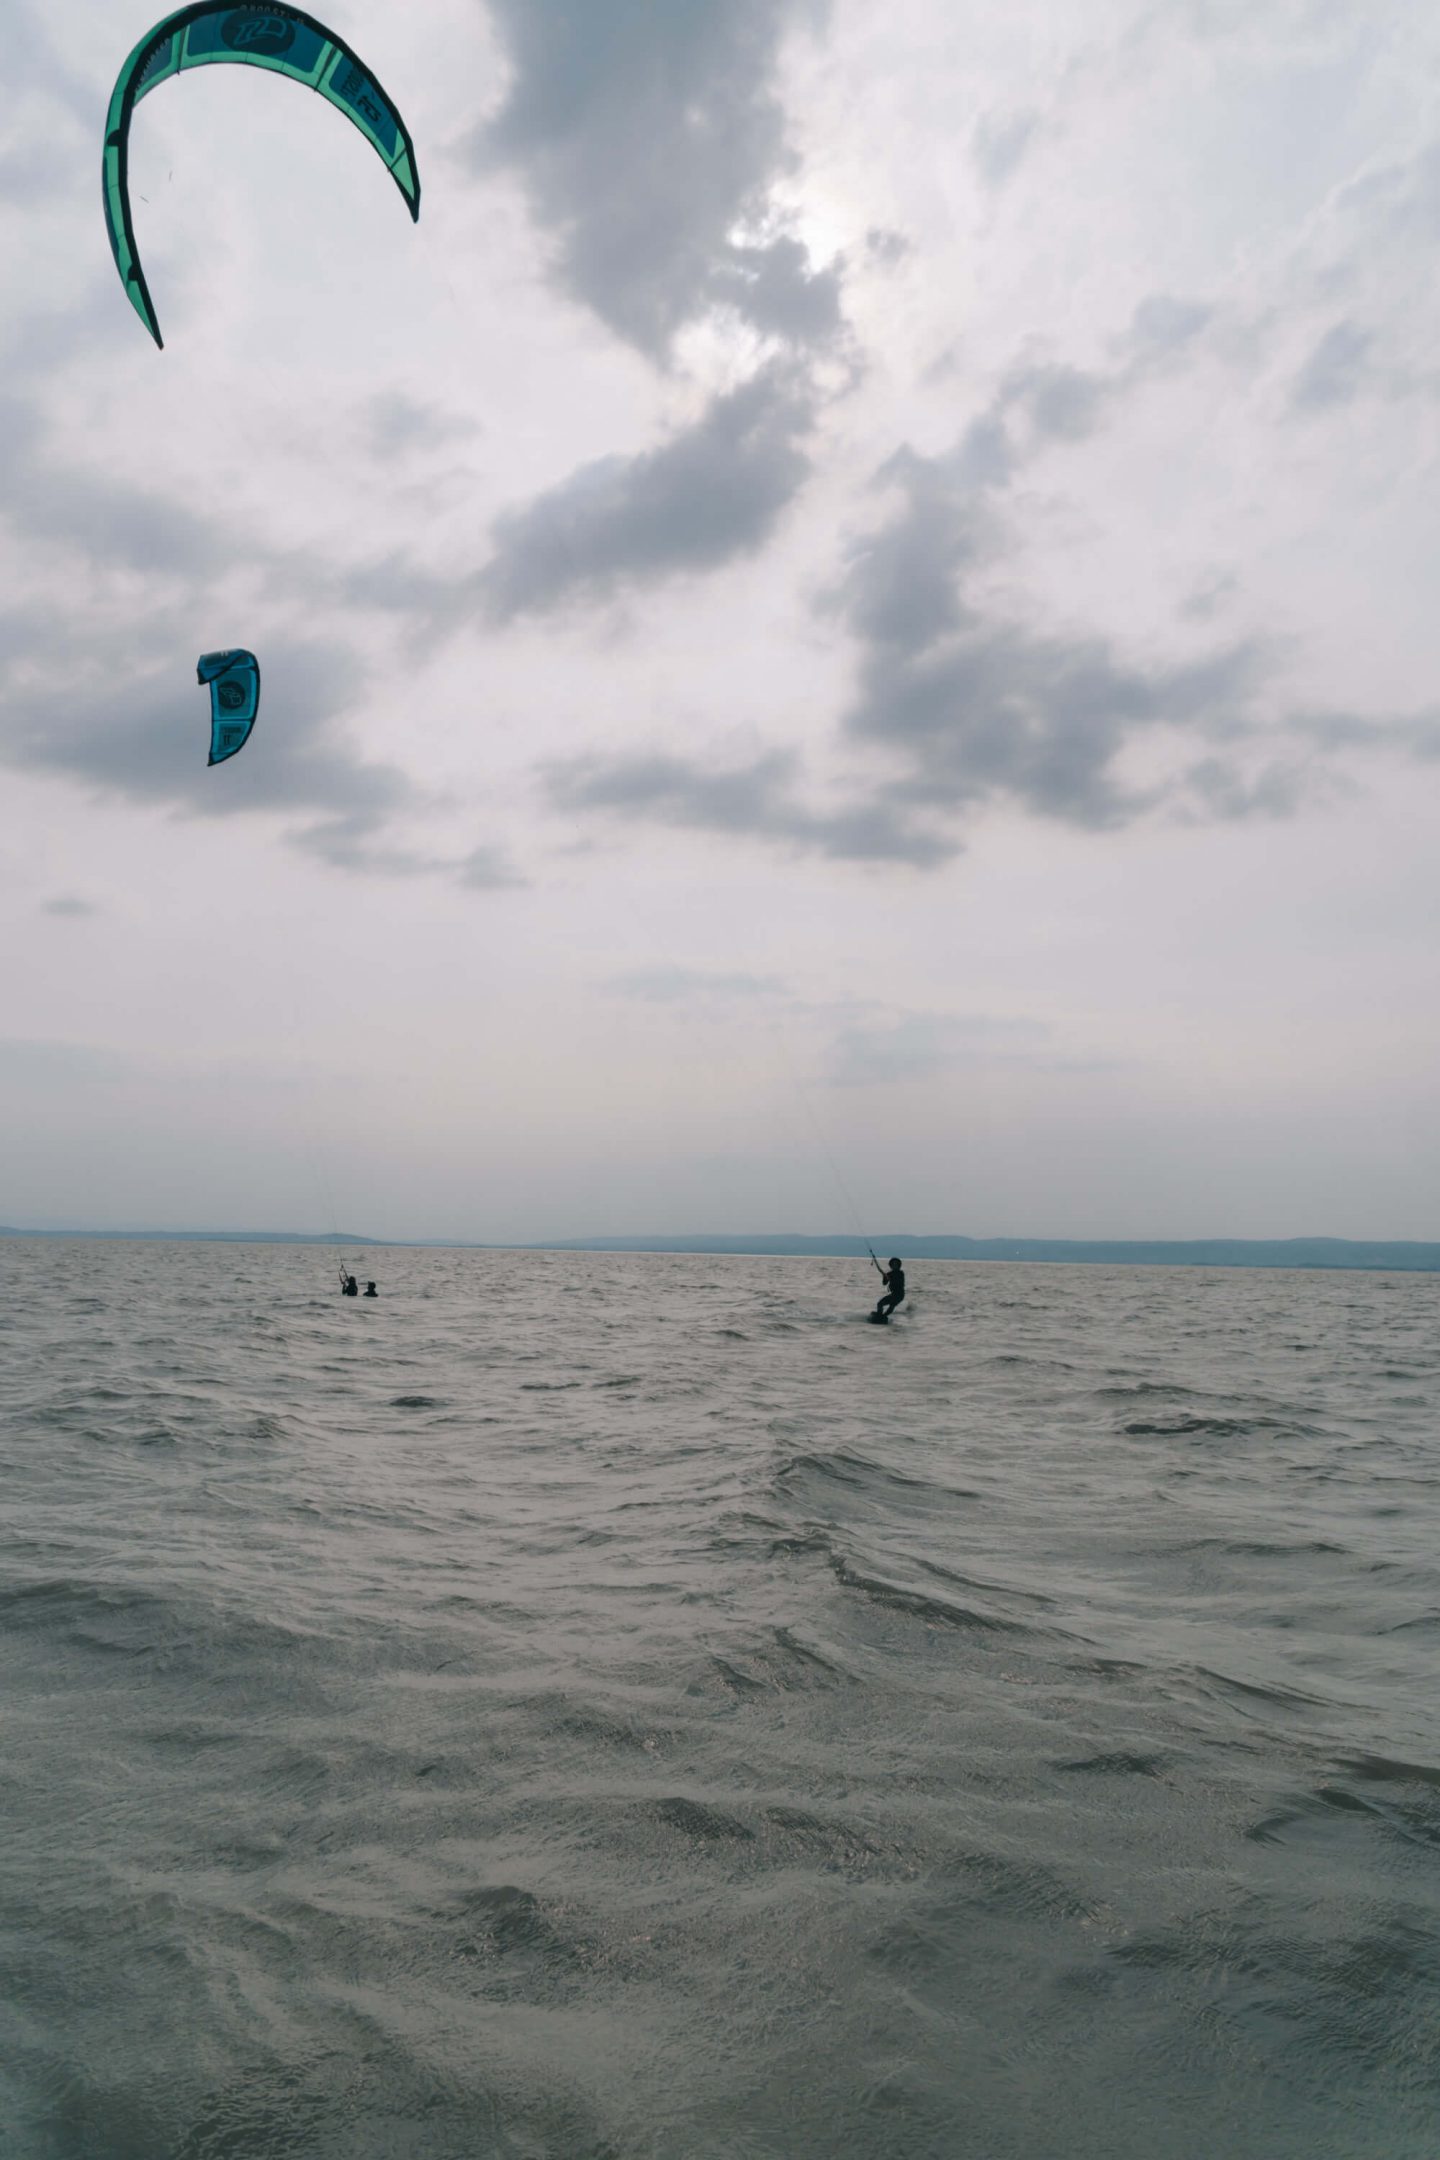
[363,1281,378,1298]
[342,1274,359,1297]
[873,1256,906,1323]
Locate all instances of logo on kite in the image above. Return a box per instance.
[221,12,297,57]
[197,650,261,766]
[103,7,421,348]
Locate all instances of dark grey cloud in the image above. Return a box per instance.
[1293,709,1440,760]
[707,238,845,347]
[1181,756,1310,821]
[537,303,1323,868]
[990,297,1213,461]
[0,394,234,577]
[2,636,405,827]
[2,642,519,892]
[1290,319,1374,411]
[834,445,998,653]
[999,359,1111,445]
[834,441,1268,830]
[0,396,514,893]
[469,0,840,354]
[293,818,523,886]
[865,228,911,269]
[457,845,524,890]
[481,365,815,618]
[547,749,953,867]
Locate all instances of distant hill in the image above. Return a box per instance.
[2,1228,1438,1271]
[0,1228,383,1246]
[523,1233,1440,1271]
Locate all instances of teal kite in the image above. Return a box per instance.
[104,6,421,348]
[198,649,260,765]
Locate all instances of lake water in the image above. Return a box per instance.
[2,1241,1437,2158]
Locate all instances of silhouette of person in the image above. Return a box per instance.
[363,1281,378,1298]
[873,1257,906,1323]
[342,1274,359,1296]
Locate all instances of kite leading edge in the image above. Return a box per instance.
[198,649,261,765]
[103,5,422,348]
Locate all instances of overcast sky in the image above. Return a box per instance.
[3,0,1439,1241]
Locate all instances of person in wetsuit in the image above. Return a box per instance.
[342,1274,359,1296]
[363,1281,378,1298]
[873,1257,906,1323]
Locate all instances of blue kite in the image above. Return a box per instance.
[104,5,421,348]
[197,649,260,765]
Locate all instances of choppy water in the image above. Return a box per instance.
[2,1241,1438,2159]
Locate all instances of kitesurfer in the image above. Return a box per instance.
[342,1274,359,1297]
[363,1282,378,1298]
[872,1257,906,1324]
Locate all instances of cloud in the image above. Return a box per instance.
[972,109,1040,190]
[1181,756,1310,820]
[821,330,1289,835]
[457,845,526,890]
[547,748,954,866]
[2,4,94,135]
[481,365,815,618]
[4,637,390,818]
[538,283,1398,871]
[0,394,236,577]
[1290,319,1375,410]
[40,896,97,918]
[865,228,911,268]
[1,641,526,889]
[1335,138,1440,248]
[1292,709,1440,760]
[367,392,480,461]
[0,399,512,894]
[291,818,524,886]
[1180,570,1240,622]
[706,237,845,347]
[1000,360,1111,444]
[608,966,786,1002]
[0,641,520,893]
[468,0,840,355]
[0,622,496,886]
[0,1039,129,1085]
[841,590,1265,832]
[826,1011,1050,1087]
[1122,294,1215,361]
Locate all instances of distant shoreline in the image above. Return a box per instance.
[2,1228,1438,1272]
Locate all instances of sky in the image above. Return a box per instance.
[2,0,1439,1243]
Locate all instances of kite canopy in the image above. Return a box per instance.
[198,649,261,765]
[103,5,421,348]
